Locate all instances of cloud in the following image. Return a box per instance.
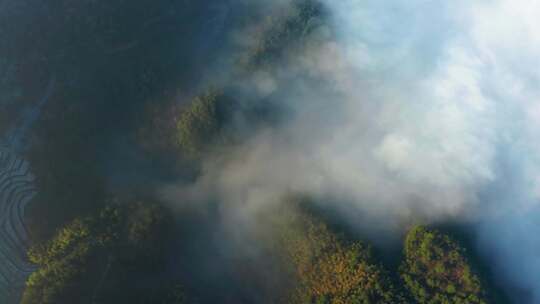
[164,0,540,301]
[320,1,540,299]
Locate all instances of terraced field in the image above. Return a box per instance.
[0,147,36,303]
[0,73,55,303]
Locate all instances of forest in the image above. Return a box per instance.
[0,0,534,303]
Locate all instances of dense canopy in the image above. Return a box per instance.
[21,202,183,304]
[401,226,487,304]
[1,0,516,303]
[267,202,407,304]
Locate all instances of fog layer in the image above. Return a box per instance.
[164,1,540,302]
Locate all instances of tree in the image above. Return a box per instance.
[400,226,487,304]
[137,94,184,155]
[126,201,167,245]
[270,202,406,304]
[22,217,111,304]
[22,201,180,304]
[121,201,172,266]
[246,0,325,68]
[176,90,224,156]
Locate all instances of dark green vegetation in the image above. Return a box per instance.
[24,197,495,304]
[401,226,487,304]
[139,0,328,161]
[137,91,221,161]
[22,0,236,241]
[245,0,325,69]
[175,90,227,157]
[22,201,185,304]
[10,0,508,303]
[258,200,495,304]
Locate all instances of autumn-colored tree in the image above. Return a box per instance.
[270,202,406,304]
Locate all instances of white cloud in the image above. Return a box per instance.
[322,0,540,300]
[168,0,540,300]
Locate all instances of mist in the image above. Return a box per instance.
[325,1,540,301]
[159,0,540,302]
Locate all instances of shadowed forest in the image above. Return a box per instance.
[0,0,533,303]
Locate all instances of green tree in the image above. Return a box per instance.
[400,226,487,304]
[22,202,180,304]
[247,0,325,68]
[22,215,114,304]
[176,90,224,156]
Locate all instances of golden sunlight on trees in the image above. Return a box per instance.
[269,202,407,304]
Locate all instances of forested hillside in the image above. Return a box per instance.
[3,0,524,303]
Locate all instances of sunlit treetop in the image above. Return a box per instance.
[268,200,408,304]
